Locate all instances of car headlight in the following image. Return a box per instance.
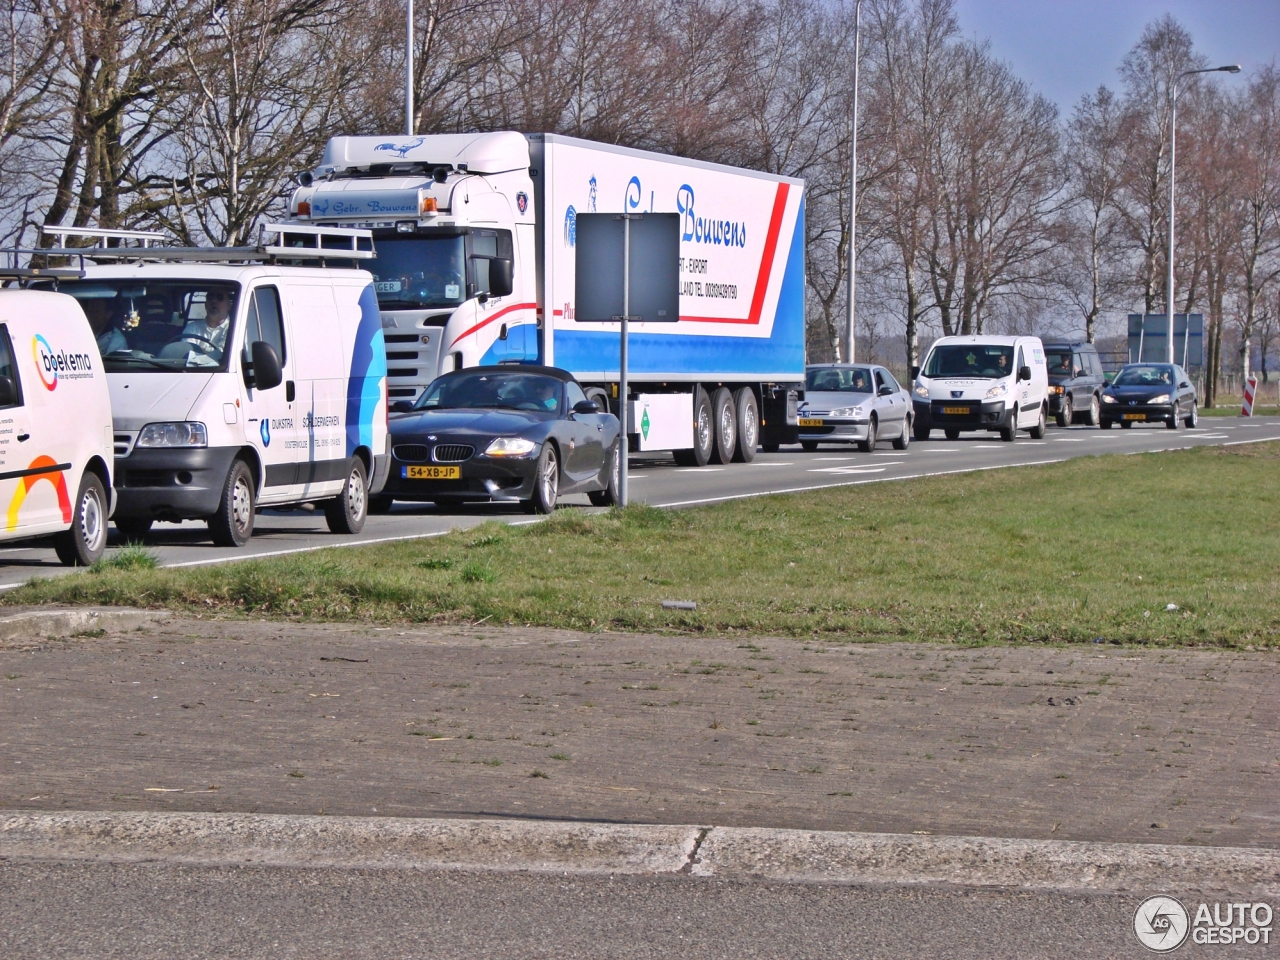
[913,383,929,398]
[136,422,208,447]
[1102,393,1117,403]
[1149,393,1171,405]
[1049,385,1064,395]
[984,382,1008,400]
[828,406,864,418]
[485,437,537,457]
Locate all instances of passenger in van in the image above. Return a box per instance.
[82,298,129,355]
[181,288,235,359]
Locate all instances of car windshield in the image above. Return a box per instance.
[368,234,466,310]
[417,372,564,412]
[805,367,874,393]
[923,344,1014,379]
[54,279,240,372]
[1114,365,1173,387]
[1045,351,1074,377]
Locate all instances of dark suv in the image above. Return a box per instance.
[1042,341,1106,427]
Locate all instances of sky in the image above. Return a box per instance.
[950,0,1280,114]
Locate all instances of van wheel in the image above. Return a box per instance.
[368,494,394,515]
[1055,395,1072,427]
[857,416,877,453]
[709,387,736,464]
[209,460,255,547]
[673,387,713,466]
[1029,405,1047,439]
[54,472,108,567]
[589,443,621,506]
[999,412,1017,442]
[731,387,758,462]
[114,518,154,543]
[522,444,559,514]
[325,458,368,534]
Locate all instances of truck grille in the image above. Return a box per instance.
[432,444,474,463]
[384,333,420,344]
[392,444,430,462]
[388,368,418,378]
[386,351,419,361]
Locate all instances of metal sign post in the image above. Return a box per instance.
[618,214,632,505]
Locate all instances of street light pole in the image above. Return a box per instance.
[1166,64,1241,363]
[405,0,414,136]
[845,0,862,365]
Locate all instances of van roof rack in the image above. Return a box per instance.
[40,225,166,248]
[38,224,375,264]
[0,249,89,284]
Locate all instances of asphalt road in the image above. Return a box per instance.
[2,416,1276,589]
[2,859,1261,960]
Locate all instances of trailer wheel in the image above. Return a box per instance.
[709,387,736,464]
[673,386,713,466]
[731,388,758,462]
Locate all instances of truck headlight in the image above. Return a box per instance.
[1149,393,1171,405]
[913,383,929,398]
[485,437,537,457]
[984,382,1008,400]
[136,422,208,448]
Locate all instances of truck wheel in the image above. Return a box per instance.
[522,443,560,514]
[1055,395,1072,427]
[588,443,621,506]
[324,457,368,534]
[673,387,713,466]
[114,518,154,543]
[53,471,108,567]
[731,387,758,462]
[368,494,394,515]
[1029,405,1047,439]
[208,459,256,547]
[709,387,736,464]
[857,415,877,453]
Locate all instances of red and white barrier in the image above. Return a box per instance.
[1241,375,1258,417]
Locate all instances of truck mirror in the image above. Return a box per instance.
[1018,365,1032,382]
[0,376,14,406]
[488,258,514,298]
[248,340,283,391]
[910,365,920,380]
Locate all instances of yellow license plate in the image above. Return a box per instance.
[941,406,969,415]
[798,418,824,427]
[403,465,460,479]
[1122,413,1145,420]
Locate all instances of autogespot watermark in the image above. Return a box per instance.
[1134,896,1274,952]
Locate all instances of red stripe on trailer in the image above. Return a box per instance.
[679,182,791,325]
[447,301,539,349]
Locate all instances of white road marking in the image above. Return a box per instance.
[809,466,888,475]
[811,457,857,461]
[675,467,723,472]
[748,462,795,466]
[1054,438,1086,442]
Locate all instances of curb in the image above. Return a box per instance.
[0,607,166,643]
[2,812,1277,893]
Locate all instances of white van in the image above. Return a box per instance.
[0,287,114,565]
[910,335,1049,441]
[45,227,389,546]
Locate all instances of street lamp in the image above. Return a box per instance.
[1166,64,1241,363]
[845,0,862,364]
[406,0,414,135]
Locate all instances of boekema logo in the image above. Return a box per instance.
[1134,896,1190,952]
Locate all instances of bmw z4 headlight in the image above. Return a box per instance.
[1149,393,1171,405]
[984,382,1008,400]
[485,437,537,457]
[828,406,864,419]
[136,422,208,447]
[913,383,929,398]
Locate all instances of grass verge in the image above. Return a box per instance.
[6,443,1280,647]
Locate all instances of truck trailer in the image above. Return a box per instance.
[288,131,804,464]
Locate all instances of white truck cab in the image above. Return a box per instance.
[0,284,114,564]
[911,335,1049,442]
[40,226,389,546]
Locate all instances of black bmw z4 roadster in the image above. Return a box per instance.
[374,366,622,514]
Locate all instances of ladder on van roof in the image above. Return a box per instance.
[35,223,376,265]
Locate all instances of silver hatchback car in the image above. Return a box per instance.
[798,364,913,452]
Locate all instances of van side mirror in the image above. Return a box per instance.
[488,258,514,298]
[248,340,283,391]
[910,365,921,380]
[1018,365,1032,382]
[0,376,15,406]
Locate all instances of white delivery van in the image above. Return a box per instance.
[0,285,114,565]
[41,226,389,546]
[910,335,1049,442]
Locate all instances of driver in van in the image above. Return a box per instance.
[182,288,235,358]
[81,298,128,355]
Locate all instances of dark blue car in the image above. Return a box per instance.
[1100,363,1198,430]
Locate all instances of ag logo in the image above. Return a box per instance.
[516,191,528,215]
[1134,896,1190,952]
[260,418,271,447]
[33,335,58,390]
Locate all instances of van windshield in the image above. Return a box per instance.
[368,234,467,310]
[923,344,1014,379]
[54,279,240,373]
